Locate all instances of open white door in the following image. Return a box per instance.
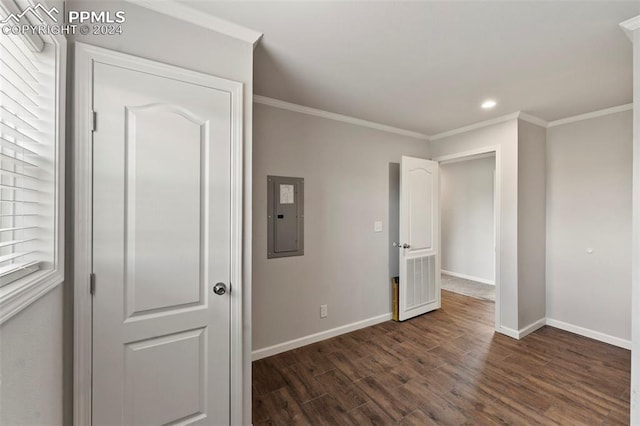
[398,156,440,321]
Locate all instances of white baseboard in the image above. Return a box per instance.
[518,318,546,338]
[252,313,392,361]
[497,326,519,339]
[252,314,630,362]
[441,270,495,286]
[545,318,631,350]
[497,318,549,340]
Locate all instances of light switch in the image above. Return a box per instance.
[374,221,383,233]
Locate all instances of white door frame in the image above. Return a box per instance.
[73,42,244,425]
[432,146,501,332]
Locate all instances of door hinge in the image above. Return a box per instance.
[91,111,97,132]
[90,273,96,295]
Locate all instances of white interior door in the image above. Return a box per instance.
[92,60,234,425]
[398,156,440,321]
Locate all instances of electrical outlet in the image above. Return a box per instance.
[374,221,383,233]
[320,304,328,318]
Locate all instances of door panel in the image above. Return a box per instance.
[124,328,206,425]
[399,156,440,321]
[92,61,231,425]
[125,105,206,318]
[407,167,434,251]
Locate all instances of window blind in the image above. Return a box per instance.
[0,33,53,287]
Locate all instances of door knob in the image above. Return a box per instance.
[393,242,411,249]
[213,283,227,295]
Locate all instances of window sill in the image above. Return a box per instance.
[0,269,63,325]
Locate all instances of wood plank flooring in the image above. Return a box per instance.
[252,290,630,425]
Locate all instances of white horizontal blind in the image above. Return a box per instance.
[0,33,54,286]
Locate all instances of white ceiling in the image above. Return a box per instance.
[184,1,639,135]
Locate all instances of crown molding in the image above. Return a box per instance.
[620,15,640,41]
[254,95,632,142]
[123,0,263,47]
[519,112,548,128]
[547,103,633,128]
[253,95,430,141]
[430,102,633,141]
[429,112,522,141]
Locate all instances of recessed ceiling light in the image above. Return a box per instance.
[481,100,497,109]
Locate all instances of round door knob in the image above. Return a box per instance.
[213,283,227,295]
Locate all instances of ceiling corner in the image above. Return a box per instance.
[123,0,263,46]
[620,15,640,41]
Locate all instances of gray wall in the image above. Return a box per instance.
[440,156,495,283]
[546,110,632,341]
[517,120,547,328]
[252,103,428,350]
[429,119,520,332]
[388,163,400,280]
[0,287,64,426]
[0,2,255,424]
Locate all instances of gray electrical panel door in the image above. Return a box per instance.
[268,176,304,258]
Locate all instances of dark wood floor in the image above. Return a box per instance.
[252,290,630,425]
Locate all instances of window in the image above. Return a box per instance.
[0,0,65,322]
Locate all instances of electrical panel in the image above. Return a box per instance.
[267,176,304,258]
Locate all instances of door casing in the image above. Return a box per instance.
[72,42,244,426]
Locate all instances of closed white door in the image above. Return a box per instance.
[92,60,234,425]
[398,156,440,321]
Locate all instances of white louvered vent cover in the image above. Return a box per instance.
[405,255,436,309]
[0,33,56,286]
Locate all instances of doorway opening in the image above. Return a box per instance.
[433,147,501,331]
[440,153,496,302]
